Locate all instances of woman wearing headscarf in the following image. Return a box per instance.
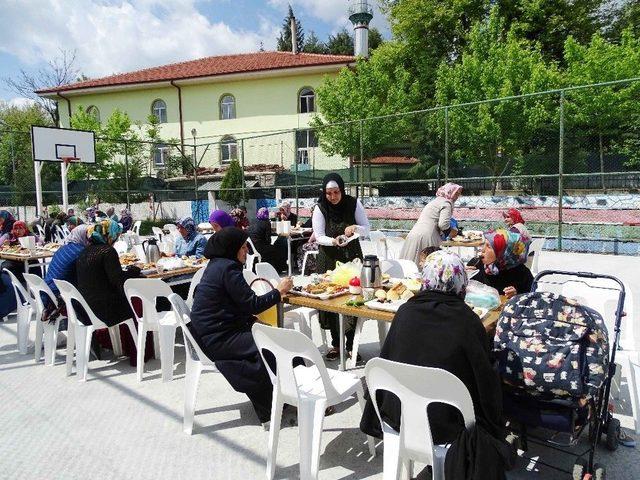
[0,220,40,282]
[400,182,463,264]
[248,207,287,272]
[0,210,16,246]
[174,217,207,258]
[502,208,530,240]
[275,201,298,226]
[84,207,96,223]
[312,173,370,360]
[75,219,141,327]
[189,227,293,424]
[65,215,83,231]
[360,251,504,446]
[473,228,533,299]
[230,207,250,230]
[120,208,133,233]
[208,210,235,232]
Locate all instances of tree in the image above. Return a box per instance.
[4,49,80,126]
[219,160,244,206]
[303,31,327,54]
[326,28,354,56]
[602,0,640,41]
[368,27,385,52]
[434,10,562,191]
[276,5,304,53]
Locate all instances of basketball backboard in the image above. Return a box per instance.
[31,125,96,163]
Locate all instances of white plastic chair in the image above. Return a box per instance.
[301,250,319,276]
[4,269,35,354]
[252,324,375,480]
[381,259,419,278]
[168,293,219,435]
[54,280,138,381]
[23,273,63,365]
[359,240,377,257]
[197,222,211,231]
[113,240,128,255]
[132,220,142,235]
[628,359,640,434]
[152,226,164,242]
[243,269,258,286]
[385,237,405,260]
[245,237,262,272]
[124,278,179,382]
[255,262,326,349]
[185,267,206,309]
[34,224,45,238]
[134,244,147,263]
[365,358,476,480]
[528,238,545,275]
[369,230,388,259]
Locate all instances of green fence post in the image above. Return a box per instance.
[558,91,565,251]
[444,106,449,182]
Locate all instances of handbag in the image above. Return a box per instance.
[249,277,281,328]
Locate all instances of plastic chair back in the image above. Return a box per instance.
[381,259,419,278]
[252,323,339,401]
[249,278,279,326]
[152,227,164,241]
[124,278,174,326]
[168,293,214,365]
[35,224,45,238]
[186,267,206,308]
[23,273,58,316]
[163,224,177,232]
[134,244,147,263]
[528,238,545,274]
[243,269,257,286]
[197,222,211,230]
[113,240,128,254]
[255,262,280,288]
[365,358,475,461]
[54,279,107,328]
[132,220,142,235]
[245,237,262,271]
[4,268,33,309]
[359,239,377,257]
[385,237,405,260]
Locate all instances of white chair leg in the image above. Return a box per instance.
[74,325,91,382]
[433,446,448,480]
[357,386,376,457]
[123,319,138,349]
[43,320,58,366]
[66,321,76,376]
[158,324,177,382]
[34,318,44,363]
[17,309,31,354]
[349,318,365,369]
[137,324,147,382]
[109,326,123,357]
[183,359,202,435]
[266,391,285,480]
[152,330,161,360]
[376,320,389,348]
[298,398,326,480]
[382,430,402,480]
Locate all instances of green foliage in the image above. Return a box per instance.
[277,5,305,53]
[325,28,354,56]
[303,31,328,54]
[139,218,175,236]
[602,0,640,41]
[219,160,244,206]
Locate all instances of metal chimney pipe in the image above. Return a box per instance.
[290,16,298,54]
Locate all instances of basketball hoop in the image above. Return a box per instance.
[61,156,80,167]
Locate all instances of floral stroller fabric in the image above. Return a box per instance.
[493,291,609,402]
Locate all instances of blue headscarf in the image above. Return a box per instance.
[177,217,197,240]
[87,219,122,245]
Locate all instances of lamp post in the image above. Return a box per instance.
[191,128,199,217]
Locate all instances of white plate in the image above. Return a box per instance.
[364,299,407,313]
[336,232,360,246]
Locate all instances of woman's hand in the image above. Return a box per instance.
[344,225,357,237]
[277,277,293,296]
[503,286,517,298]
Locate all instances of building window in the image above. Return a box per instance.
[220,136,238,164]
[151,99,167,123]
[296,129,318,167]
[86,105,100,123]
[219,94,236,120]
[153,144,169,167]
[298,88,315,113]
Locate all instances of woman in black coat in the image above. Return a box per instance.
[248,207,287,273]
[360,250,504,445]
[188,227,293,424]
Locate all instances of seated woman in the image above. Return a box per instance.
[472,229,533,299]
[230,207,250,230]
[503,208,530,240]
[275,201,297,226]
[119,208,133,233]
[360,250,504,445]
[0,221,40,282]
[248,207,287,272]
[0,210,16,246]
[188,227,293,424]
[208,210,235,232]
[174,217,207,259]
[76,219,141,327]
[65,215,83,232]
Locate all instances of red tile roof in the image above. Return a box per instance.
[36,51,355,95]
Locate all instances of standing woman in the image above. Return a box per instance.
[312,173,370,360]
[400,182,463,264]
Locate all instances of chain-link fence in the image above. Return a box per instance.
[1,78,639,252]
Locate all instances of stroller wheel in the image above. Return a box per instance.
[572,458,587,480]
[606,418,620,451]
[593,463,606,480]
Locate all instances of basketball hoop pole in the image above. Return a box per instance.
[60,156,76,213]
[34,161,43,218]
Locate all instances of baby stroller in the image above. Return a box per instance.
[494,270,626,480]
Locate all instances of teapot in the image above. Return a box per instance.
[142,238,161,264]
[360,255,382,288]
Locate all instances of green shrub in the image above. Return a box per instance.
[139,219,175,235]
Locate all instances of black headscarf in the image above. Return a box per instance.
[204,227,249,261]
[318,173,356,223]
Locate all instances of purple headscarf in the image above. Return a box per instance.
[208,210,235,228]
[256,207,270,221]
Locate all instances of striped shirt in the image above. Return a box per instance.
[45,243,86,296]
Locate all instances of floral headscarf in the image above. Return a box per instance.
[10,221,30,240]
[279,201,291,218]
[256,207,270,220]
[483,228,531,275]
[65,224,91,247]
[230,208,250,229]
[421,250,468,298]
[503,208,525,225]
[177,217,197,239]
[0,210,16,236]
[436,183,463,202]
[87,219,122,245]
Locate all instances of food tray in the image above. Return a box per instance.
[364,299,407,313]
[289,289,350,300]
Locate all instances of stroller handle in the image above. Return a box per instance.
[533,270,625,295]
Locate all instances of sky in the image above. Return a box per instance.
[0,0,390,104]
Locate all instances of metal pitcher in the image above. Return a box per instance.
[142,238,161,264]
[360,255,382,288]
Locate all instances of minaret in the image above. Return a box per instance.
[348,0,373,58]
